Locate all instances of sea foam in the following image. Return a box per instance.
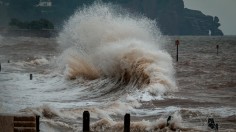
[57,2,177,96]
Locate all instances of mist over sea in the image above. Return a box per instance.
[0,3,236,132]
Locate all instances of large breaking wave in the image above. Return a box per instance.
[57,2,177,96]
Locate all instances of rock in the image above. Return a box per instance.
[116,0,224,36]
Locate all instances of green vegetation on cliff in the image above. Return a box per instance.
[9,18,54,30]
[0,0,223,35]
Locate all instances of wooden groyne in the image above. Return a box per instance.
[0,114,39,132]
[0,112,218,132]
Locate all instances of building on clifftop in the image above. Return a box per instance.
[37,0,52,7]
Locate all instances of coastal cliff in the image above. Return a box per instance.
[0,0,223,36]
[118,0,223,36]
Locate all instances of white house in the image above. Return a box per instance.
[37,0,52,7]
[0,1,9,6]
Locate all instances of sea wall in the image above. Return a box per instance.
[0,28,58,38]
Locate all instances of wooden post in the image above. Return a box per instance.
[175,40,179,62]
[124,113,130,132]
[208,118,215,129]
[1,114,39,132]
[216,45,219,55]
[0,63,1,72]
[215,123,218,130]
[167,116,171,126]
[83,111,90,132]
[208,118,219,130]
[30,74,33,80]
[36,115,40,132]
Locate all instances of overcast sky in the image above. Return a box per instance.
[183,0,236,35]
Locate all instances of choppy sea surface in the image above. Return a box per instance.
[0,4,236,132]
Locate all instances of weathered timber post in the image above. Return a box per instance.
[216,45,219,55]
[124,113,130,132]
[30,74,33,80]
[176,40,180,62]
[83,111,90,132]
[36,115,40,132]
[167,116,171,126]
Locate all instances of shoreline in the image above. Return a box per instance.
[0,29,59,38]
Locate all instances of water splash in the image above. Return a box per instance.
[57,2,177,95]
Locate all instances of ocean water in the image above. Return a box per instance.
[0,3,236,132]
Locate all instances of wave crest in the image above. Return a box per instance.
[57,2,177,94]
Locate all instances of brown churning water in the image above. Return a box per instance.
[57,3,177,94]
[0,2,235,132]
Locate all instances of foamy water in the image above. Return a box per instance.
[0,3,236,132]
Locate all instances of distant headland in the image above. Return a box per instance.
[0,0,223,36]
